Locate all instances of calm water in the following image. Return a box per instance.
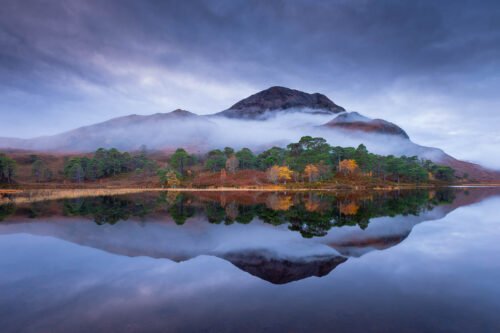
[1,188,500,332]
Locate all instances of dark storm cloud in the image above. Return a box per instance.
[2,0,500,91]
[0,0,499,167]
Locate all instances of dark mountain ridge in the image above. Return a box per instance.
[215,86,345,119]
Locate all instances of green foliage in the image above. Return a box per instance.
[192,135,456,184]
[32,158,53,182]
[235,148,257,169]
[257,147,286,170]
[169,148,195,176]
[0,154,16,184]
[204,149,226,172]
[63,148,157,182]
[286,136,331,171]
[63,196,155,224]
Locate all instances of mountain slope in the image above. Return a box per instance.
[323,112,409,139]
[0,109,216,152]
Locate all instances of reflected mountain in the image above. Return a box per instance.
[222,250,347,284]
[0,188,499,284]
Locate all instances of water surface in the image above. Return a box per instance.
[0,188,499,332]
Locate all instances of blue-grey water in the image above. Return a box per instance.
[0,188,499,332]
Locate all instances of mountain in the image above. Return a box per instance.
[0,86,498,181]
[0,109,216,152]
[222,251,347,284]
[215,86,345,119]
[323,112,409,139]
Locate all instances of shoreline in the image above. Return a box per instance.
[1,184,499,205]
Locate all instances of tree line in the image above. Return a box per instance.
[160,136,456,186]
[0,136,457,185]
[63,147,157,182]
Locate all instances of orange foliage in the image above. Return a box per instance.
[338,159,358,175]
[267,165,293,184]
[266,194,293,211]
[340,202,359,215]
[305,200,320,212]
[304,164,320,182]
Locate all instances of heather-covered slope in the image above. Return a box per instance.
[323,112,409,139]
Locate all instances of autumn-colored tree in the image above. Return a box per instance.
[304,164,319,182]
[338,159,358,176]
[266,194,293,211]
[278,166,293,184]
[266,165,280,184]
[225,155,239,174]
[157,168,180,188]
[340,202,359,215]
[266,165,293,184]
[166,171,180,188]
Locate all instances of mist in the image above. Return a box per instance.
[0,109,451,167]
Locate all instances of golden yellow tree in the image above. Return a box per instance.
[266,194,293,211]
[267,165,293,184]
[338,159,358,176]
[304,164,319,182]
[278,166,293,184]
[266,165,280,184]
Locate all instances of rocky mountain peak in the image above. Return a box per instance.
[216,86,345,119]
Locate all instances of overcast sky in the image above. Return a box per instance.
[1,0,499,168]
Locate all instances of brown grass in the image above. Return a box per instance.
[0,188,164,205]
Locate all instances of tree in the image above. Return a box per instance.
[32,159,45,182]
[32,159,53,182]
[434,166,455,182]
[64,158,85,183]
[266,165,294,184]
[166,170,181,188]
[0,154,16,184]
[386,156,405,184]
[223,147,235,157]
[304,164,320,182]
[257,147,286,170]
[236,148,257,169]
[338,159,358,176]
[286,136,331,172]
[266,165,280,184]
[170,148,191,176]
[205,149,226,172]
[157,168,181,188]
[354,144,372,172]
[225,155,239,174]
